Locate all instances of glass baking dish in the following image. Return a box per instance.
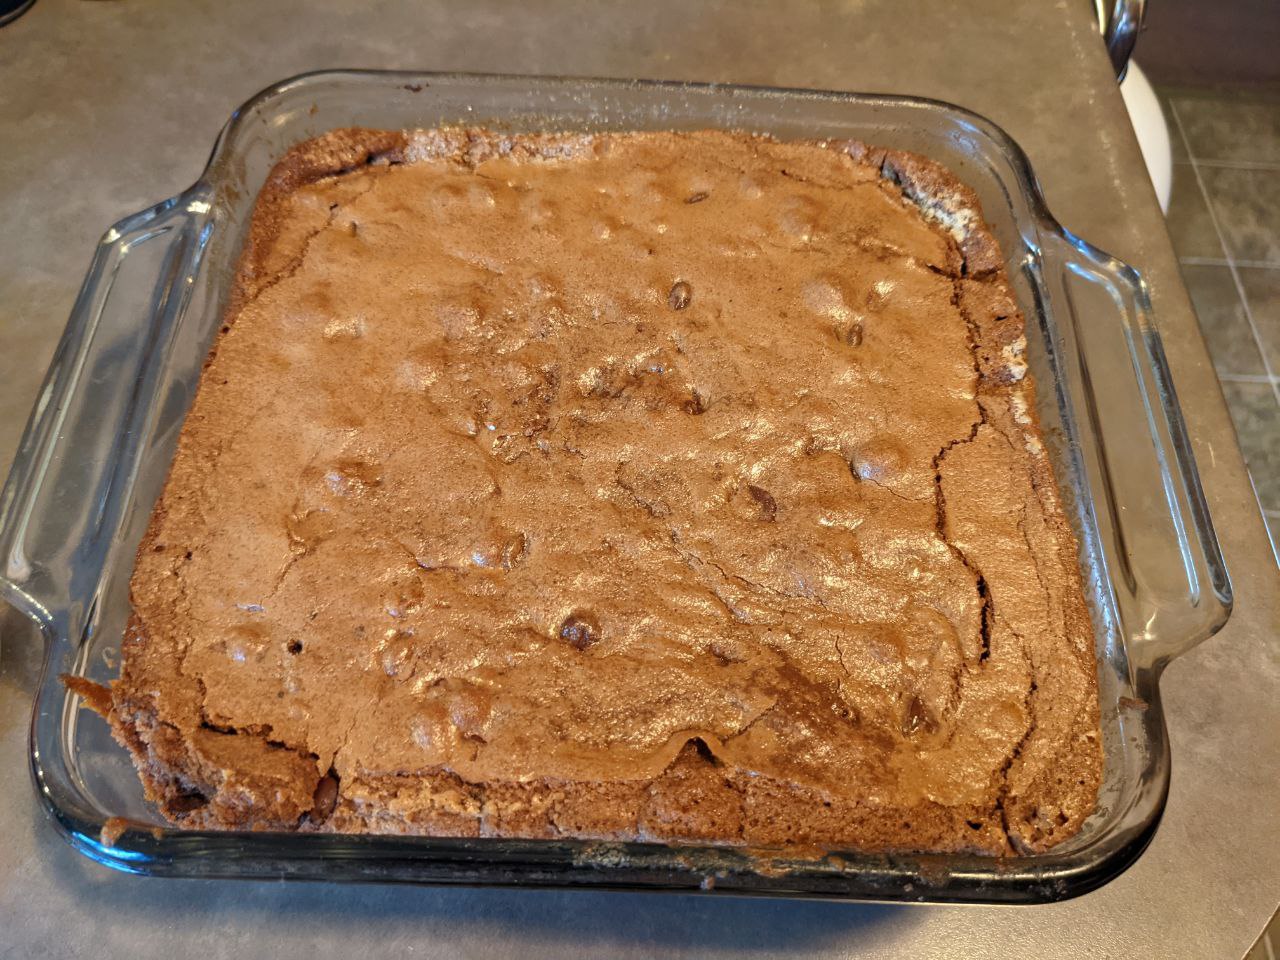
[0,71,1231,903]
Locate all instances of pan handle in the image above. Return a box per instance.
[1039,227,1232,676]
[0,190,210,644]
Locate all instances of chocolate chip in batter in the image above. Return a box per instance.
[682,388,707,415]
[311,770,340,822]
[836,320,864,347]
[668,281,693,311]
[502,531,530,570]
[901,695,938,736]
[747,484,778,521]
[558,611,600,650]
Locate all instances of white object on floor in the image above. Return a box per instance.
[1120,60,1173,213]
[1092,0,1171,211]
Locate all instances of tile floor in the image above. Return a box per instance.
[1158,85,1280,960]
[1159,86,1280,563]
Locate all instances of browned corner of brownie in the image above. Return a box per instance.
[231,127,411,311]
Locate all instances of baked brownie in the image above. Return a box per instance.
[91,128,1102,854]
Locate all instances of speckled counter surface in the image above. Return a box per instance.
[0,2,1276,958]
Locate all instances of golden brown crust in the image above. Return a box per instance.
[98,127,1101,854]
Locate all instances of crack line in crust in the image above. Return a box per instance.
[669,532,828,614]
[239,174,383,312]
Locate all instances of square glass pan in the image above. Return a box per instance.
[0,71,1230,903]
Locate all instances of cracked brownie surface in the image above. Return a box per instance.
[102,128,1101,854]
